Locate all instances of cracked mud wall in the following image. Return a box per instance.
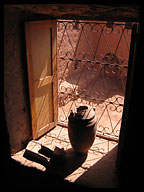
[4,6,32,154]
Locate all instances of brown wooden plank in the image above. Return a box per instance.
[25,22,37,136]
[34,76,53,88]
[51,20,58,126]
[25,20,57,139]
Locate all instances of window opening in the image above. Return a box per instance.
[57,20,133,141]
[11,19,138,184]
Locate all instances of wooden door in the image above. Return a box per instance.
[25,20,57,139]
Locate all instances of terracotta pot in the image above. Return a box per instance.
[68,106,97,154]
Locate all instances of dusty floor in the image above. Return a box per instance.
[12,125,118,188]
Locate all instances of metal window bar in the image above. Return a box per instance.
[57,20,132,142]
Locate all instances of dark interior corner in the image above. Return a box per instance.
[4,3,143,188]
[3,106,86,189]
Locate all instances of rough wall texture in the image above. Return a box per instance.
[12,4,140,22]
[4,6,32,154]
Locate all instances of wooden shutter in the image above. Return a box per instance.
[25,20,57,139]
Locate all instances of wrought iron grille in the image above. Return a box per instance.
[57,20,132,141]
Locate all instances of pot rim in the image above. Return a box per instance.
[68,114,97,125]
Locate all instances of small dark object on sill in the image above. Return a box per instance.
[39,145,67,166]
[23,149,49,168]
[23,145,67,169]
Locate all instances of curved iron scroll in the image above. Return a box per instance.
[57,20,131,140]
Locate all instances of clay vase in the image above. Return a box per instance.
[68,106,97,154]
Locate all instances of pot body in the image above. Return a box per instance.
[68,106,97,154]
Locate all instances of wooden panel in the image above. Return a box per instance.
[25,20,57,139]
[29,21,52,80]
[25,22,37,134]
[35,84,53,135]
[51,20,58,125]
[34,76,53,88]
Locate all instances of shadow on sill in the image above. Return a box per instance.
[75,145,119,188]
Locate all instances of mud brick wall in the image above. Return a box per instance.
[4,7,32,154]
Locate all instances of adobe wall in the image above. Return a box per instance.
[4,6,32,154]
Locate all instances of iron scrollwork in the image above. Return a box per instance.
[57,20,131,140]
